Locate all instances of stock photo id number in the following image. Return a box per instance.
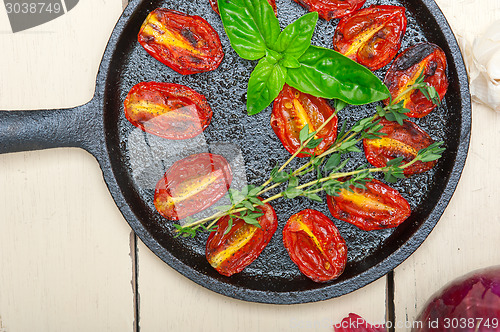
[3,0,79,32]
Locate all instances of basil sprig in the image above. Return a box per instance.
[218,0,391,115]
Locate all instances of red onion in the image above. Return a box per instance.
[413,266,500,331]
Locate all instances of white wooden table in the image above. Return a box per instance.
[1,1,499,331]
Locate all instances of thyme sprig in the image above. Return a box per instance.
[174,79,443,238]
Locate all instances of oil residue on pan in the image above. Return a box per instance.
[101,0,469,303]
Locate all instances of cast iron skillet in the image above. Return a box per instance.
[0,0,470,304]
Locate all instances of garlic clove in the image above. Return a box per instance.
[467,20,500,112]
[486,49,500,83]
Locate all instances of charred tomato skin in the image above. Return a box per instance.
[209,0,277,15]
[363,119,437,175]
[327,179,411,231]
[154,153,232,221]
[293,0,366,20]
[206,200,277,277]
[138,8,224,75]
[124,82,212,140]
[271,84,338,158]
[384,42,449,117]
[283,209,347,283]
[333,5,407,71]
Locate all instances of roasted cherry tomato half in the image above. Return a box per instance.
[363,119,437,175]
[154,153,232,221]
[138,8,224,75]
[292,0,365,20]
[327,179,411,231]
[124,82,212,140]
[206,200,277,277]
[283,209,347,283]
[209,0,277,15]
[271,84,338,158]
[384,42,449,117]
[333,5,407,71]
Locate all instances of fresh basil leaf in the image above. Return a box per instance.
[266,49,283,64]
[218,0,281,60]
[286,46,390,104]
[281,54,301,69]
[247,58,286,115]
[272,12,318,59]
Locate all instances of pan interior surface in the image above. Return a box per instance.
[101,0,469,303]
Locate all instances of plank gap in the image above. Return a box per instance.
[124,2,137,331]
[386,271,395,332]
[130,232,140,332]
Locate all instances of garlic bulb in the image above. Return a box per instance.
[464,20,500,111]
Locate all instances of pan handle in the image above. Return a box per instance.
[0,99,103,155]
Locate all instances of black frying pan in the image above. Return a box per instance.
[0,0,470,304]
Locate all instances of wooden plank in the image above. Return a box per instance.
[134,0,386,328]
[393,0,500,327]
[0,150,135,331]
[394,104,500,327]
[137,240,388,331]
[0,0,135,331]
[0,0,120,109]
